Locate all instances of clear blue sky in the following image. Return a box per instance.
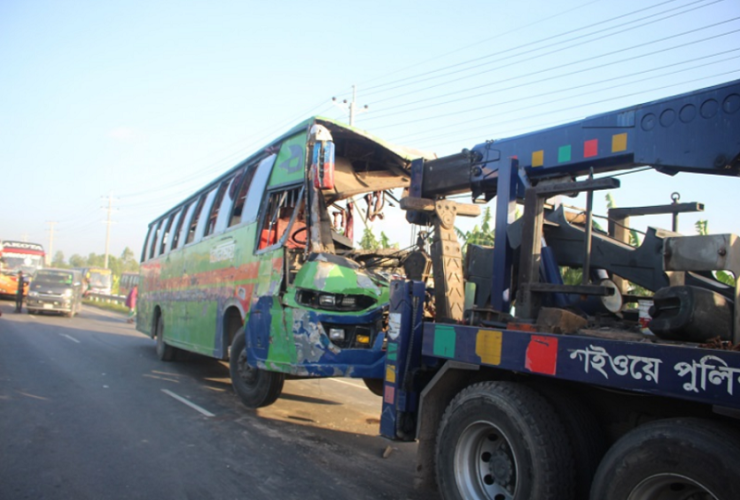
[1,0,739,261]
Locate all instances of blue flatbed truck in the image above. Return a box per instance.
[379,78,740,500]
[233,79,740,499]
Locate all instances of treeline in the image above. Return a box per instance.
[50,247,140,276]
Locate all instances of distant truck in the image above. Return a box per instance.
[0,240,45,297]
[74,267,113,296]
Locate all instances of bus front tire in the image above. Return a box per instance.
[229,331,284,409]
[436,381,575,500]
[363,378,384,397]
[155,315,176,362]
[590,418,740,500]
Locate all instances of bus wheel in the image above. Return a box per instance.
[436,381,574,500]
[363,378,384,397]
[229,331,284,409]
[591,418,740,500]
[155,315,176,362]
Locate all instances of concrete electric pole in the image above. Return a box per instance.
[102,194,116,269]
[332,85,368,126]
[46,221,58,266]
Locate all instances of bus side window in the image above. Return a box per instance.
[241,154,276,226]
[257,186,303,251]
[158,212,177,255]
[148,220,163,260]
[192,188,218,243]
[205,178,232,237]
[164,209,183,253]
[172,202,193,250]
[185,194,208,245]
[141,224,155,262]
[229,166,257,227]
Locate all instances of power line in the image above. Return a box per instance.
[388,49,740,143]
[407,69,740,151]
[365,10,737,122]
[358,0,611,92]
[370,26,740,131]
[360,0,698,98]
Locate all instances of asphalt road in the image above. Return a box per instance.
[0,301,437,500]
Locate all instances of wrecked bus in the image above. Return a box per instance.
[137,117,433,408]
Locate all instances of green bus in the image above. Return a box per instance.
[137,117,431,408]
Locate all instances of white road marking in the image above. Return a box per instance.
[60,333,80,343]
[327,378,369,390]
[161,389,215,417]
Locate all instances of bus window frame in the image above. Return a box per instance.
[205,177,234,237]
[141,224,155,262]
[241,154,276,227]
[255,184,305,254]
[148,220,164,260]
[192,187,218,244]
[184,194,208,246]
[174,201,196,250]
[164,208,184,254]
[228,166,255,228]
[158,212,177,256]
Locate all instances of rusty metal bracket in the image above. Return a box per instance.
[664,234,740,344]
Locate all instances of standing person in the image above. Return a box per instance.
[125,285,138,323]
[15,271,24,313]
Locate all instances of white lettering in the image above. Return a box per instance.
[570,345,662,384]
[675,355,740,396]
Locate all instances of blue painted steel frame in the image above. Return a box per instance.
[380,280,426,439]
[422,321,740,410]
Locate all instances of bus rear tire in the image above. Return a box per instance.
[229,331,284,409]
[590,418,740,500]
[155,315,176,362]
[436,381,575,500]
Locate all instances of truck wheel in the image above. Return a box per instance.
[591,418,740,500]
[436,381,574,500]
[534,385,606,500]
[229,331,284,409]
[155,315,176,362]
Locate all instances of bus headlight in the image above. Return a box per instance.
[328,328,345,341]
[296,290,376,311]
[28,291,39,298]
[63,289,73,297]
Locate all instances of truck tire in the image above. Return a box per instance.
[533,384,606,500]
[229,331,284,409]
[590,418,740,500]
[155,315,176,362]
[436,381,575,500]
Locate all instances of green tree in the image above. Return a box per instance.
[359,227,380,250]
[69,254,86,268]
[379,232,398,249]
[51,251,67,268]
[456,207,495,251]
[121,247,139,272]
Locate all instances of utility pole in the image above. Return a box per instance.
[102,194,116,269]
[46,221,58,266]
[332,84,368,126]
